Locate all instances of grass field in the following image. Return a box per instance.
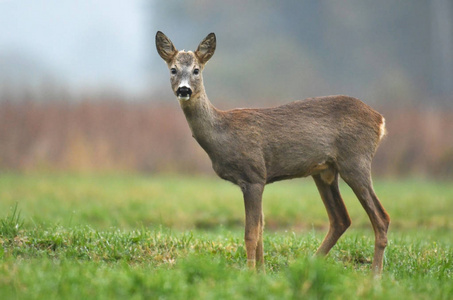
[0,173,452,299]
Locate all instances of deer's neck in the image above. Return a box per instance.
[180,91,222,147]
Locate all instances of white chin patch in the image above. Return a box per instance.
[177,95,190,101]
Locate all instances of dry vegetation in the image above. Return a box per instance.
[1,96,453,177]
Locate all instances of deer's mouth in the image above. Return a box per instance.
[177,86,192,101]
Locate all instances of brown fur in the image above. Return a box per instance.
[156,31,390,275]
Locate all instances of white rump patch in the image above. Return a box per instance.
[379,117,387,140]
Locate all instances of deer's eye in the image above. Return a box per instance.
[170,68,177,75]
[193,68,200,75]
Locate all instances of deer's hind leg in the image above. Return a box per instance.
[339,159,390,275]
[313,169,351,256]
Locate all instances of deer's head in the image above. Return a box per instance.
[156,31,216,101]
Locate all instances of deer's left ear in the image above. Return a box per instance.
[156,31,178,63]
[195,33,216,64]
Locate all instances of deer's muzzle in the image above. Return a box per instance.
[177,86,192,101]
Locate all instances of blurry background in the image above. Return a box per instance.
[1,0,452,178]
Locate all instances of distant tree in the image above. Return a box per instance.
[148,1,449,107]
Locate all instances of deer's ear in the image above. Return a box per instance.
[195,33,216,64]
[156,31,177,63]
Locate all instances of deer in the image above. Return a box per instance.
[155,31,390,275]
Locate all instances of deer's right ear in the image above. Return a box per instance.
[156,31,177,63]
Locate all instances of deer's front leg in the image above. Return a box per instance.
[242,183,264,271]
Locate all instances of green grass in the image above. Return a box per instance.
[0,173,452,299]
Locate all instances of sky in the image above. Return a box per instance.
[0,0,451,105]
[0,0,148,93]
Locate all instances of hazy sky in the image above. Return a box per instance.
[0,0,148,92]
[1,0,451,104]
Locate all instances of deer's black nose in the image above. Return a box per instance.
[177,86,192,98]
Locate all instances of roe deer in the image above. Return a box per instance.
[156,31,390,275]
